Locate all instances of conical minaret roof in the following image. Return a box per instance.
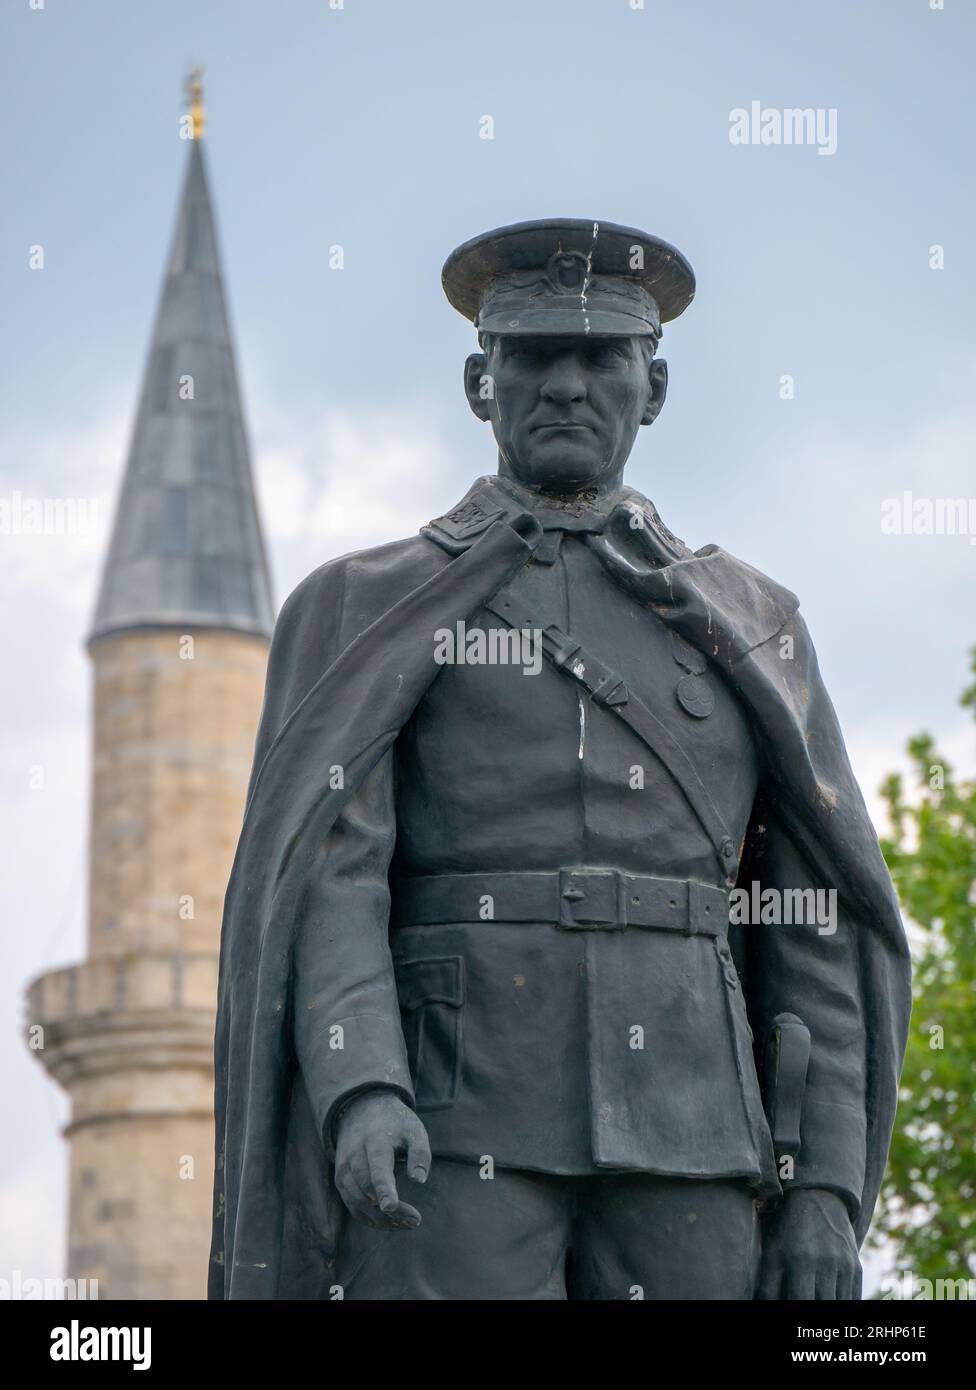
[89,133,273,644]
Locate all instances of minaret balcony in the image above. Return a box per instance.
[25,953,218,1129]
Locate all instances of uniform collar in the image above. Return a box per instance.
[491,475,619,534]
[423,474,668,560]
[422,475,618,567]
[421,475,799,659]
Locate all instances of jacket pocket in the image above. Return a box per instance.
[396,955,465,1111]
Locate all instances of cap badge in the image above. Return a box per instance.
[545,249,591,294]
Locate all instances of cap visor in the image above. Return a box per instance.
[477,304,657,337]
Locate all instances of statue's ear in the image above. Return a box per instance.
[464,352,493,422]
[641,357,668,426]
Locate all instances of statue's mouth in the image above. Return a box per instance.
[532,422,592,432]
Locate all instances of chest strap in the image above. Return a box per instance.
[483,587,739,884]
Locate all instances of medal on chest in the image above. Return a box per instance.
[670,633,715,719]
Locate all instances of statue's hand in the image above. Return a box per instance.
[334,1091,431,1230]
[757,1189,861,1300]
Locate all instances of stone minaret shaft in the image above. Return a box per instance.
[27,119,273,1299]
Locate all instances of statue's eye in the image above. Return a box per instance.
[587,345,626,367]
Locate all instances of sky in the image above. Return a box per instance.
[1,0,974,1291]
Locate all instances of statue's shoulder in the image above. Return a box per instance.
[619,486,697,562]
[694,543,806,661]
[275,532,448,652]
[618,486,803,659]
[277,476,510,645]
[289,475,509,618]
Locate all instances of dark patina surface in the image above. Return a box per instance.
[210,220,911,1301]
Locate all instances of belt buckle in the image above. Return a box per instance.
[558,869,623,930]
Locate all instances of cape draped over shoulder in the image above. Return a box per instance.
[209,482,911,1298]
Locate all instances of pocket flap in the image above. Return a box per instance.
[396,955,465,1012]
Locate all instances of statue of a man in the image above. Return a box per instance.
[209,220,911,1301]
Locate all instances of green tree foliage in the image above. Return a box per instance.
[873,650,976,1282]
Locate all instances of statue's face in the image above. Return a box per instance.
[465,333,667,493]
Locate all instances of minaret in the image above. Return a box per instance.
[26,76,273,1300]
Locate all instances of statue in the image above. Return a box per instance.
[209,220,911,1300]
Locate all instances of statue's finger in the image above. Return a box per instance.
[786,1267,816,1301]
[339,1160,410,1229]
[814,1266,839,1301]
[755,1260,783,1301]
[405,1125,431,1183]
[346,1147,374,1203]
[365,1138,399,1214]
[387,1200,421,1229]
[335,1167,372,1223]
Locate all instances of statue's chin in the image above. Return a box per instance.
[504,452,618,496]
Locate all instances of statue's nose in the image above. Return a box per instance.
[540,364,587,405]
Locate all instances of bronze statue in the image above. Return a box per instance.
[209,220,911,1300]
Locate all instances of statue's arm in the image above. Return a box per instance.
[291,747,414,1148]
[737,603,880,1300]
[291,747,431,1229]
[745,816,867,1219]
[248,554,411,1137]
[242,553,438,1233]
[272,558,429,1226]
[743,815,866,1299]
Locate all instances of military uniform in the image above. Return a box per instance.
[319,478,776,1297]
[293,476,865,1299]
[209,222,911,1302]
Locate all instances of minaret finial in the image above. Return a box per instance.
[185,65,206,141]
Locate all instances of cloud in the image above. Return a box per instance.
[0,413,124,617]
[719,375,976,813]
[0,1135,67,1280]
[253,407,457,601]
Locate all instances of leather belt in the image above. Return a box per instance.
[392,869,729,936]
